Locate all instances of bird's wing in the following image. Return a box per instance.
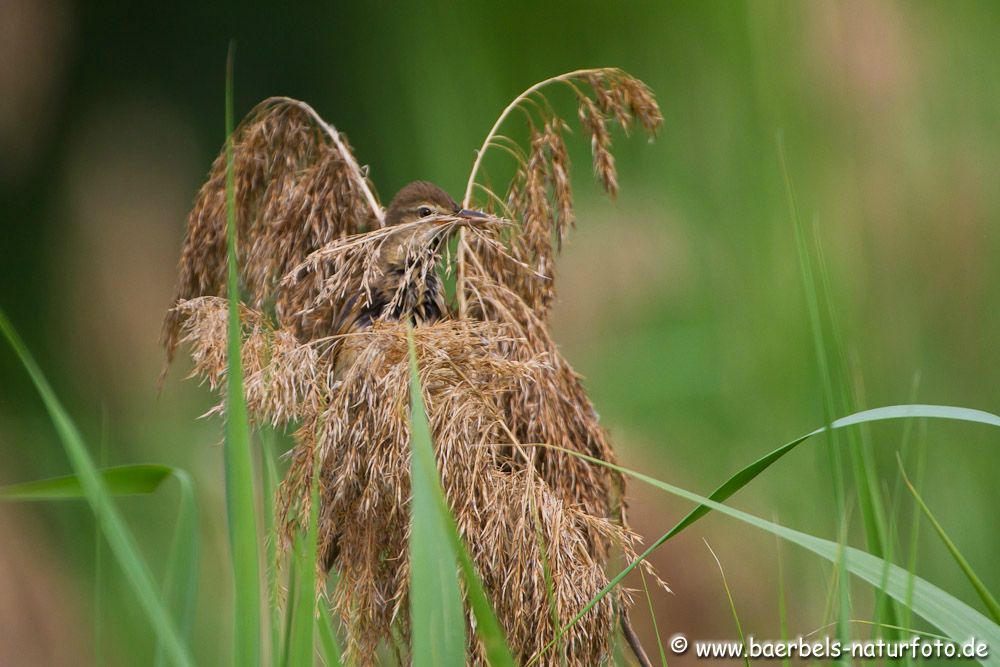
[163,97,385,362]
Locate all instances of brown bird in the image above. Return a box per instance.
[278,180,495,358]
[337,180,488,331]
[316,180,490,571]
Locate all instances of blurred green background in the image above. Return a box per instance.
[1,1,998,665]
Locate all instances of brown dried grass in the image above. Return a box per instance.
[162,97,382,367]
[164,68,662,666]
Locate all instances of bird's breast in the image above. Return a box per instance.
[358,268,445,326]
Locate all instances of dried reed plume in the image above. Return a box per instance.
[164,67,662,666]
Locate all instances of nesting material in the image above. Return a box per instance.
[165,68,663,666]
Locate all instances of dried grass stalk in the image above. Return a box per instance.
[276,215,509,343]
[165,67,663,666]
[162,97,382,366]
[460,68,663,317]
[177,302,636,665]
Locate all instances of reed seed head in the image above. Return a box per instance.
[164,67,664,666]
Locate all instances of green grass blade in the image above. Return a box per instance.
[778,135,846,519]
[834,515,853,666]
[407,331,467,666]
[541,404,1000,655]
[0,465,173,500]
[774,527,789,667]
[317,601,343,667]
[552,447,1000,665]
[0,452,201,667]
[897,455,1000,624]
[530,494,564,664]
[815,213,898,642]
[704,541,750,667]
[638,566,667,667]
[904,436,927,641]
[875,375,923,654]
[782,136,902,645]
[285,440,320,666]
[662,405,999,543]
[260,432,282,664]
[156,470,201,667]
[779,138,857,651]
[284,537,315,666]
[95,411,108,667]
[407,330,516,667]
[281,559,298,667]
[449,528,516,667]
[223,41,262,667]
[0,308,194,667]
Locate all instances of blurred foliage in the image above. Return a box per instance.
[1,1,999,665]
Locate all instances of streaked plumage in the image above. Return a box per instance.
[316,180,490,571]
[331,181,476,335]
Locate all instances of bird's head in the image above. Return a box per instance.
[385,180,486,228]
[360,181,489,324]
[381,180,489,263]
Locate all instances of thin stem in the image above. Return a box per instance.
[456,68,606,316]
[268,96,385,227]
[462,68,603,207]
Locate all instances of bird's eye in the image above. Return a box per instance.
[417,206,434,218]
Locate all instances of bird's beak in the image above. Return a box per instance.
[456,208,488,223]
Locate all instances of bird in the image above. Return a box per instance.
[163,91,658,667]
[338,180,488,331]
[312,180,490,573]
[276,180,495,366]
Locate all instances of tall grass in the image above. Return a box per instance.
[537,415,1000,663]
[222,40,263,667]
[406,329,516,666]
[0,309,196,667]
[2,53,1000,667]
[4,294,1000,666]
[529,404,1000,664]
